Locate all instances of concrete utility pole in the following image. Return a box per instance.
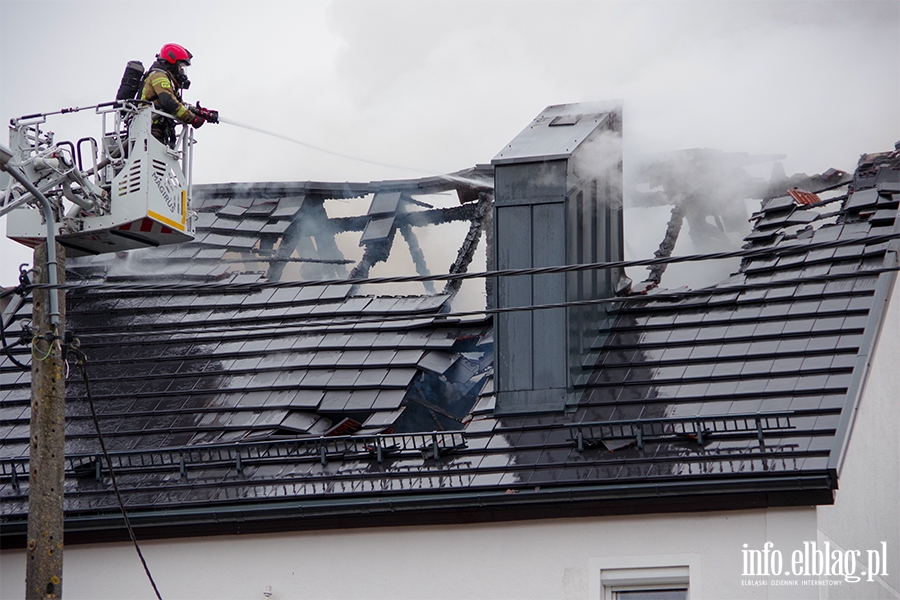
[25,242,66,600]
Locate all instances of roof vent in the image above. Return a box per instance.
[549,114,581,127]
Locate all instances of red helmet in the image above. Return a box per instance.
[158,43,192,65]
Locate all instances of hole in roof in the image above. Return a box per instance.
[624,151,853,292]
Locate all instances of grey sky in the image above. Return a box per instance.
[1,0,898,287]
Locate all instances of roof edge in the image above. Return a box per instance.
[828,245,900,475]
[0,471,835,548]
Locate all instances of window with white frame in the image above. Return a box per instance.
[600,565,690,600]
[613,590,688,600]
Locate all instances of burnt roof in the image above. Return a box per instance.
[1,149,898,546]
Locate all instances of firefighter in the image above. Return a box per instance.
[140,43,218,147]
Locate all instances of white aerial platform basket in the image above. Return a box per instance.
[4,102,196,257]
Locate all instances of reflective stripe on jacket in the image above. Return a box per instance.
[140,68,194,123]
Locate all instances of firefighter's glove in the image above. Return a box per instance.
[189,113,204,128]
[195,103,219,124]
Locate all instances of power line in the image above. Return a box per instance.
[10,232,899,298]
[64,266,900,343]
[71,345,164,600]
[3,238,897,349]
[1,309,30,370]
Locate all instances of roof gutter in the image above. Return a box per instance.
[1,471,836,548]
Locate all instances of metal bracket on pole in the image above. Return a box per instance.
[0,148,61,327]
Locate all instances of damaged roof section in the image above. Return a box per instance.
[565,148,898,469]
[629,148,853,289]
[66,166,493,287]
[0,168,496,529]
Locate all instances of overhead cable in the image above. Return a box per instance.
[71,345,164,600]
[67,266,900,342]
[12,231,899,297]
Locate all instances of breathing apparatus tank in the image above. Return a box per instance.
[116,60,145,101]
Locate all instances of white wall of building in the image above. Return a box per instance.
[818,275,900,600]
[2,507,820,600]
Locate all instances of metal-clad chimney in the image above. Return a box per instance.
[491,102,625,414]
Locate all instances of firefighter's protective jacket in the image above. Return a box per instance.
[140,65,197,144]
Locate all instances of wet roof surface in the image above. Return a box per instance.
[1,150,898,541]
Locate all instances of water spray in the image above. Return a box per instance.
[217,116,493,189]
